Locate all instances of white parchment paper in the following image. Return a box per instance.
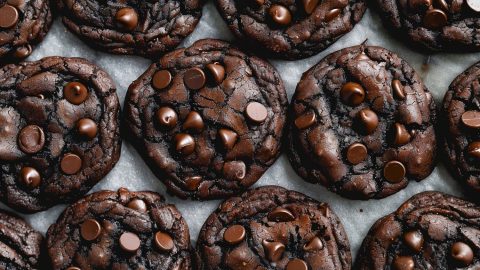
[8,2,480,260]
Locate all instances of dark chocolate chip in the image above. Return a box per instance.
[451,242,474,266]
[156,107,178,129]
[185,176,202,191]
[408,0,432,9]
[175,134,195,155]
[269,4,292,26]
[461,110,480,128]
[77,118,98,139]
[467,141,480,158]
[423,8,448,29]
[325,8,341,22]
[81,219,102,241]
[262,240,285,262]
[393,123,411,146]
[127,199,147,212]
[346,143,368,165]
[392,256,414,270]
[302,0,319,14]
[218,128,238,150]
[115,7,138,31]
[0,5,18,29]
[19,167,41,189]
[64,82,88,105]
[13,45,32,59]
[340,82,365,106]
[183,111,204,132]
[60,153,82,175]
[223,161,246,181]
[294,111,316,129]
[357,109,379,134]
[224,225,245,245]
[267,207,295,222]
[384,160,406,183]
[184,68,206,90]
[18,125,45,154]
[152,70,172,90]
[303,236,323,251]
[119,232,140,253]
[404,230,423,253]
[206,63,226,84]
[245,102,268,124]
[392,79,406,100]
[155,231,174,252]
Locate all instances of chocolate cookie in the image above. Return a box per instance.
[124,39,288,200]
[375,0,480,52]
[287,45,437,200]
[0,209,44,269]
[214,0,366,59]
[0,56,121,213]
[46,188,193,270]
[355,191,480,269]
[196,186,352,269]
[0,0,52,63]
[56,0,203,58]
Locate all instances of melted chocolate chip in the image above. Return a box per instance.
[223,161,246,181]
[294,112,316,129]
[224,225,245,245]
[64,82,88,105]
[18,125,45,154]
[119,232,141,253]
[81,219,102,241]
[267,207,295,222]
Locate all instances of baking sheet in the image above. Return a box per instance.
[8,1,480,260]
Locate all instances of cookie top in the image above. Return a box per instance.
[355,191,480,269]
[47,188,192,270]
[196,186,351,270]
[287,45,437,200]
[214,0,366,59]
[0,57,121,213]
[0,209,43,269]
[442,61,480,192]
[56,0,203,58]
[124,39,288,200]
[375,0,480,51]
[0,0,52,63]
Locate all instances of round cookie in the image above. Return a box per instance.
[46,188,193,270]
[0,209,44,269]
[287,45,437,200]
[124,39,288,200]
[442,61,480,192]
[355,191,480,269]
[375,0,480,52]
[0,57,121,213]
[56,0,203,58]
[196,186,352,269]
[214,0,366,59]
[0,0,52,63]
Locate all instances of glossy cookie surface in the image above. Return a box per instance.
[47,188,193,270]
[214,0,366,59]
[124,39,288,200]
[287,45,437,199]
[196,186,352,270]
[0,57,121,212]
[355,191,480,269]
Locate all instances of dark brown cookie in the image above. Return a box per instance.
[56,0,203,58]
[124,39,288,200]
[287,45,437,199]
[355,191,480,269]
[0,57,121,213]
[442,61,480,193]
[214,0,366,59]
[0,209,43,269]
[46,188,193,270]
[375,0,480,52]
[196,186,352,270]
[0,0,52,63]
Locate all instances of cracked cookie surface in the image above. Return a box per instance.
[47,188,193,270]
[0,56,121,213]
[214,0,366,59]
[124,39,288,200]
[287,45,436,200]
[196,185,351,270]
[56,0,203,58]
[355,191,480,269]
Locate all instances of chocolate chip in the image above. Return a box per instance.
[269,5,292,26]
[19,167,41,189]
[392,256,414,270]
[461,110,480,128]
[81,219,102,241]
[61,153,82,175]
[185,176,202,191]
[156,107,178,129]
[183,111,204,132]
[325,8,341,22]
[155,231,174,252]
[423,9,448,29]
[184,67,206,90]
[18,125,45,154]
[64,82,88,105]
[467,141,480,158]
[206,63,226,84]
[384,160,406,183]
[340,82,365,106]
[286,259,308,270]
[218,128,238,150]
[436,0,449,11]
[152,70,172,90]
[408,0,432,9]
[404,230,423,253]
[223,161,246,181]
[268,207,295,222]
[245,102,268,124]
[0,5,19,29]
[175,134,195,155]
[77,118,98,139]
[262,240,285,262]
[303,237,323,251]
[302,0,319,14]
[393,123,411,146]
[13,45,32,59]
[346,143,368,165]
[224,225,245,245]
[466,0,480,12]
[451,242,474,266]
[115,7,138,31]
[357,109,379,134]
[294,111,316,129]
[127,199,147,212]
[392,79,406,100]
[119,232,141,253]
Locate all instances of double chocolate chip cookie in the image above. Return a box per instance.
[214,0,367,59]
[375,0,480,51]
[356,191,480,269]
[0,57,121,213]
[47,188,193,270]
[0,0,52,63]
[0,209,44,269]
[56,0,203,58]
[125,39,287,200]
[287,45,437,199]
[196,186,352,270]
